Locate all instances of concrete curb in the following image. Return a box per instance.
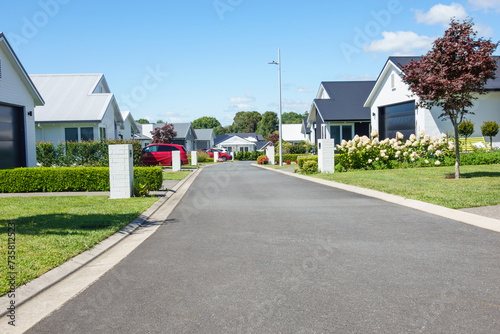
[0,167,203,317]
[252,163,500,233]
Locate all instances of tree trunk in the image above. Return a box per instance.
[453,122,460,179]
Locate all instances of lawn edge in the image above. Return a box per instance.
[252,163,500,233]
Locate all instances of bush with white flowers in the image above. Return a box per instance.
[335,129,455,171]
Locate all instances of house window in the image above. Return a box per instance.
[99,127,106,140]
[329,125,353,144]
[81,127,94,141]
[65,128,78,142]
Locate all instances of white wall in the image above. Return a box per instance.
[0,45,38,167]
[36,123,99,143]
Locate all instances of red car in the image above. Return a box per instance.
[203,148,232,162]
[142,143,189,166]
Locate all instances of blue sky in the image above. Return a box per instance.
[2,0,500,126]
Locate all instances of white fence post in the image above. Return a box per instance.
[191,151,198,166]
[109,144,134,199]
[318,139,335,173]
[172,150,181,171]
[266,146,275,165]
[214,151,219,162]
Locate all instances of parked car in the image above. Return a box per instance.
[203,148,232,162]
[142,143,189,166]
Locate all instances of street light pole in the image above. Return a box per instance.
[268,49,282,166]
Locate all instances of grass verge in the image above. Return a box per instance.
[163,170,191,181]
[311,165,500,209]
[0,196,158,296]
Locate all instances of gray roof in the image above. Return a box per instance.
[225,133,264,141]
[302,117,311,134]
[314,81,375,121]
[214,134,230,145]
[256,141,272,150]
[172,123,197,140]
[30,74,120,122]
[194,128,215,141]
[388,56,500,90]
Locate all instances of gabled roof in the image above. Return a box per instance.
[310,81,375,122]
[256,141,273,150]
[121,111,139,133]
[215,134,256,146]
[194,128,215,141]
[225,133,264,141]
[30,74,121,122]
[301,117,311,134]
[0,32,44,106]
[172,123,197,140]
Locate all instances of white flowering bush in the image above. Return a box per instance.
[335,129,455,171]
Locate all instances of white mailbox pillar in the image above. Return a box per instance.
[230,151,234,160]
[191,151,198,166]
[172,150,181,171]
[109,144,134,199]
[266,146,275,165]
[214,151,219,162]
[318,139,335,173]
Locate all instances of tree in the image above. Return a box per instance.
[282,111,307,124]
[137,118,150,124]
[401,18,498,179]
[151,123,177,144]
[267,131,279,144]
[156,119,165,124]
[231,111,262,133]
[481,121,499,149]
[458,120,475,151]
[256,111,278,138]
[192,116,221,129]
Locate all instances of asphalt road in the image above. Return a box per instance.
[27,162,500,333]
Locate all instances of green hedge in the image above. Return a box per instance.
[36,140,144,167]
[274,154,306,163]
[0,167,162,193]
[297,156,318,169]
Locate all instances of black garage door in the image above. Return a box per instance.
[0,104,26,169]
[378,101,415,140]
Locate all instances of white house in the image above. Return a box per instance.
[118,110,139,140]
[0,32,44,168]
[364,56,500,147]
[215,133,271,152]
[30,73,124,143]
[282,124,307,144]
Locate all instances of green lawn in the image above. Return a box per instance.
[0,196,158,296]
[312,165,500,209]
[162,170,191,181]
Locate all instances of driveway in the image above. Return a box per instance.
[26,162,500,333]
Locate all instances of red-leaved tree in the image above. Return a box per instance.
[266,131,279,145]
[151,123,177,144]
[401,18,498,179]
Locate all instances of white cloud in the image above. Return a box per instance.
[229,93,256,104]
[269,99,309,112]
[475,23,494,37]
[468,0,500,12]
[233,103,256,110]
[297,87,313,93]
[364,31,435,55]
[414,3,468,26]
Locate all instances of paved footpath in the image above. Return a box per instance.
[21,162,500,333]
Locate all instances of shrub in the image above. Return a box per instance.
[481,121,499,149]
[206,158,214,163]
[293,167,299,173]
[274,154,304,164]
[197,150,209,163]
[297,156,318,169]
[302,160,318,174]
[258,156,269,165]
[458,120,475,150]
[0,167,162,193]
[285,160,291,165]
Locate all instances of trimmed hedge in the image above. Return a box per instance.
[274,154,306,163]
[297,156,318,169]
[0,167,162,193]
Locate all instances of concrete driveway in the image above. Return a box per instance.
[26,162,500,333]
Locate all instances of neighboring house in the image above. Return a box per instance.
[194,128,215,150]
[364,56,500,146]
[306,81,376,144]
[0,32,44,169]
[215,133,269,152]
[118,110,139,140]
[282,124,307,144]
[301,117,312,142]
[137,122,197,151]
[30,73,124,143]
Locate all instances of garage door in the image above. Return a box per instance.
[0,104,26,169]
[378,101,415,140]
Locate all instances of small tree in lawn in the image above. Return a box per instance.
[401,18,498,179]
[151,123,177,144]
[458,120,475,151]
[481,121,499,150]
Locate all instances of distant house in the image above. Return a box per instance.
[301,117,312,143]
[194,128,215,150]
[137,122,197,151]
[282,124,306,144]
[306,81,376,145]
[118,111,140,140]
[365,56,500,146]
[30,73,124,143]
[0,32,44,168]
[215,133,271,152]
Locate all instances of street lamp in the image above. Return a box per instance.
[268,49,282,166]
